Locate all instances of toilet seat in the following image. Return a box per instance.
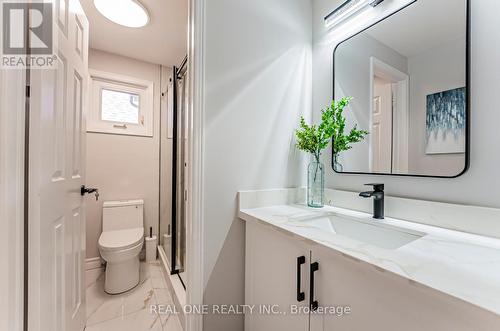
[99,227,144,252]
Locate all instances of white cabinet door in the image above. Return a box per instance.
[245,222,311,331]
[309,244,500,331]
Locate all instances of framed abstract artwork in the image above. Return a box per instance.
[426,87,466,154]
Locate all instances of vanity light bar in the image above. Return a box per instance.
[324,0,384,28]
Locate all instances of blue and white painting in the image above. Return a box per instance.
[425,87,466,154]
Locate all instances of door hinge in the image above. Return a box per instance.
[184,189,188,202]
[25,86,30,98]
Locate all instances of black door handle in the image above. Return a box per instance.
[296,256,305,302]
[81,185,99,201]
[310,262,319,311]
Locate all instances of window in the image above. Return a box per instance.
[88,70,154,137]
[101,89,140,124]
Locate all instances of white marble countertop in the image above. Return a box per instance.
[239,203,500,316]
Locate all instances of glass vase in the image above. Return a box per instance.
[307,161,324,208]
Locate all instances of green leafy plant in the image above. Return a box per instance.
[295,97,368,162]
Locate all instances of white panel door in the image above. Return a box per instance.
[28,1,89,331]
[245,222,311,331]
[371,76,393,173]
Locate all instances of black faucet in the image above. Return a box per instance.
[359,184,384,219]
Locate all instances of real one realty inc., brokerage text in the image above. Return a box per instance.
[150,304,351,316]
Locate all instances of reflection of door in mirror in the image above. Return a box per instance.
[370,57,410,174]
[371,76,393,173]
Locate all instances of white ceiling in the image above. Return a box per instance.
[367,0,466,58]
[81,0,187,66]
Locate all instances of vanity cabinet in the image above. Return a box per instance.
[245,221,500,331]
[245,221,311,331]
[308,245,445,331]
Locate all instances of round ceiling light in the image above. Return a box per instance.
[94,0,150,28]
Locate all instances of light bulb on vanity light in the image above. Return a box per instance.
[324,0,385,29]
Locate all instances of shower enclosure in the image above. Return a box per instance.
[160,56,188,286]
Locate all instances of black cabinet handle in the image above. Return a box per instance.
[310,262,319,311]
[296,256,305,302]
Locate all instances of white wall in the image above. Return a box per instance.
[201,0,312,329]
[313,0,500,213]
[85,49,172,259]
[408,36,466,176]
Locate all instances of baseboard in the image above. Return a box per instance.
[85,257,103,271]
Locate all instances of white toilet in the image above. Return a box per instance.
[98,200,144,294]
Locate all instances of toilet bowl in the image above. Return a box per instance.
[98,200,144,294]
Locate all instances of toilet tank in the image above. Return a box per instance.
[102,200,144,232]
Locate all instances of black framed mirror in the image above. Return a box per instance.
[332,0,470,178]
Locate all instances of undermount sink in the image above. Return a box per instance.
[290,214,425,249]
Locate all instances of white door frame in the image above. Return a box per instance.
[369,56,410,174]
[0,67,26,331]
[185,0,205,331]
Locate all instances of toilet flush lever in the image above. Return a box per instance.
[81,185,99,201]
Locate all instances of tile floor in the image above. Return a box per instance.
[85,261,183,331]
